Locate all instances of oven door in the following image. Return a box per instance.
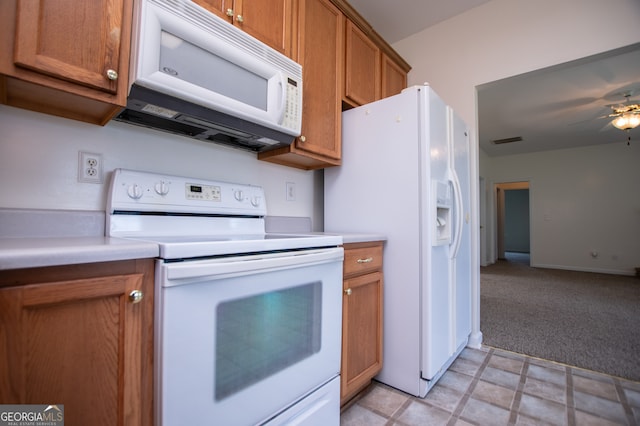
[155,247,343,426]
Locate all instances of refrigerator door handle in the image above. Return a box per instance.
[449,170,464,259]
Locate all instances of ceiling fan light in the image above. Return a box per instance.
[612,113,640,130]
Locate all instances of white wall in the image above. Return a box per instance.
[486,143,640,275]
[0,105,323,229]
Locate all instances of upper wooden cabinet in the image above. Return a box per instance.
[381,53,408,99]
[0,0,133,125]
[342,12,409,107]
[259,0,344,170]
[192,0,294,57]
[260,0,410,169]
[344,20,380,106]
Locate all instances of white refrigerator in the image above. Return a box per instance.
[324,84,472,397]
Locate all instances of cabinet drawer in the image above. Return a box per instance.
[343,244,383,277]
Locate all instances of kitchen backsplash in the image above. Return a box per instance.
[0,105,323,230]
[0,208,312,239]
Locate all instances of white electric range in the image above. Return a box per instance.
[107,168,343,426]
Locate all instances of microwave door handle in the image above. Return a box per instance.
[276,73,286,125]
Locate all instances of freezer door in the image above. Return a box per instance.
[420,87,453,382]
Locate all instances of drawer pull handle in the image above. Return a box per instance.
[129,290,144,304]
[344,288,352,296]
[357,257,373,263]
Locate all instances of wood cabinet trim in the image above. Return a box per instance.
[21,273,144,307]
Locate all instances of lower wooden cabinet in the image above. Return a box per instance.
[0,259,154,426]
[341,241,384,405]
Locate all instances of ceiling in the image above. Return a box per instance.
[347,0,492,44]
[477,44,640,157]
[348,1,640,157]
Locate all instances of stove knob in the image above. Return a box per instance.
[234,190,244,201]
[127,184,144,200]
[154,181,170,196]
[251,196,261,207]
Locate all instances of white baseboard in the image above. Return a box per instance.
[532,263,635,277]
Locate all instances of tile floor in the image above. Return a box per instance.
[340,346,640,425]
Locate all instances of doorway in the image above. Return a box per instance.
[495,182,530,263]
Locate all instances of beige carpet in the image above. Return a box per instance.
[481,258,640,381]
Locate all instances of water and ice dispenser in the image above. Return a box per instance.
[432,180,453,246]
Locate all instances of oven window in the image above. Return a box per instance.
[215,281,322,401]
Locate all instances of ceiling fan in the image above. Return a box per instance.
[601,93,640,145]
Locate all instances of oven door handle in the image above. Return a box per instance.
[164,247,343,283]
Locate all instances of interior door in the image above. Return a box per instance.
[495,181,530,261]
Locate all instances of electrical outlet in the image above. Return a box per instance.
[78,151,103,183]
[286,182,296,201]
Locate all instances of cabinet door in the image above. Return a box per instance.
[295,0,343,160]
[344,20,380,106]
[192,0,230,20]
[0,271,151,426]
[381,54,407,99]
[13,0,127,94]
[193,0,292,57]
[258,0,342,169]
[341,271,383,403]
[235,0,293,56]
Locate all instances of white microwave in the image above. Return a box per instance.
[115,0,303,153]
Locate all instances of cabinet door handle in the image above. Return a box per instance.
[236,14,244,23]
[129,290,144,304]
[357,257,373,263]
[106,69,118,81]
[226,8,234,17]
[344,288,352,296]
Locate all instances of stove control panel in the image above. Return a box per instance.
[108,168,266,216]
[186,183,221,201]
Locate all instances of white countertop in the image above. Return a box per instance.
[324,233,387,244]
[0,234,386,271]
[0,210,386,270]
[0,237,159,270]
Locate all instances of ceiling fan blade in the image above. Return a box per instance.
[523,97,600,115]
[607,100,640,109]
[568,113,613,126]
[599,121,615,132]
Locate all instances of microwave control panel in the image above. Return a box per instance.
[283,77,302,133]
